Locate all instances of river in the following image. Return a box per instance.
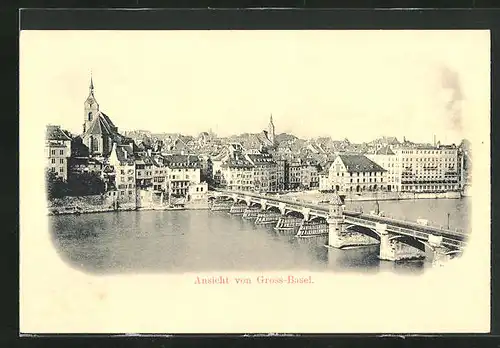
[49,198,471,275]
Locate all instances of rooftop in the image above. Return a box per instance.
[337,154,387,173]
[46,125,72,141]
[375,146,396,155]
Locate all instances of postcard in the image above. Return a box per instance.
[20,29,490,334]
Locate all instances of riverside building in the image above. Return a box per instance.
[45,125,73,181]
[367,144,460,193]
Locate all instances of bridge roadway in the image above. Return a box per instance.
[211,189,468,250]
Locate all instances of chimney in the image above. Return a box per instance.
[433,135,436,147]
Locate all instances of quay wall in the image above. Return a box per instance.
[342,191,461,202]
[47,192,210,216]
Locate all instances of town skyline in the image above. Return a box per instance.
[22,30,489,144]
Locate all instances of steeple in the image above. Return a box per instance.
[268,113,275,145]
[89,71,94,94]
[83,71,99,134]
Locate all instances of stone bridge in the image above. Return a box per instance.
[208,189,469,266]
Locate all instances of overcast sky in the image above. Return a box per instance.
[20,30,490,144]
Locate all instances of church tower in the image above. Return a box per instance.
[268,114,275,145]
[83,73,99,133]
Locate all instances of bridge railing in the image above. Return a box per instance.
[360,211,467,235]
[355,213,468,238]
[213,189,469,236]
[215,189,330,213]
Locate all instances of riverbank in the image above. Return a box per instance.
[47,194,210,216]
[280,190,462,203]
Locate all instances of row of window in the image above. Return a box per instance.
[402,158,456,162]
[50,149,65,156]
[333,171,382,177]
[400,150,456,155]
[401,185,458,190]
[50,158,65,164]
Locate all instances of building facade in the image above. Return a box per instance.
[368,144,460,192]
[366,146,401,192]
[246,153,278,193]
[108,143,137,202]
[327,154,387,193]
[45,125,72,181]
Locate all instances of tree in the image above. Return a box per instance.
[45,169,68,199]
[67,172,106,196]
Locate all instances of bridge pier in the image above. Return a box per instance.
[229,202,247,215]
[260,199,267,211]
[297,220,328,237]
[327,194,376,248]
[428,235,452,267]
[274,216,302,234]
[278,202,287,215]
[242,206,261,220]
[211,190,466,264]
[210,199,233,211]
[244,195,252,206]
[379,226,397,261]
[255,210,281,225]
[379,224,425,262]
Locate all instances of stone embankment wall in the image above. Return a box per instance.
[343,191,461,202]
[48,191,210,215]
[47,194,135,215]
[282,190,462,204]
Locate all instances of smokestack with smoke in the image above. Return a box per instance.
[439,65,464,132]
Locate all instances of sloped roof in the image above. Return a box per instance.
[46,125,72,141]
[338,154,387,173]
[135,153,155,165]
[329,192,344,205]
[247,153,276,165]
[319,160,334,174]
[114,144,135,164]
[84,112,114,136]
[163,154,201,167]
[375,146,396,155]
[101,113,117,130]
[221,157,254,169]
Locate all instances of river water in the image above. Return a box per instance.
[49,198,471,275]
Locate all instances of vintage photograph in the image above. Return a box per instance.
[42,31,474,273]
[20,28,490,333]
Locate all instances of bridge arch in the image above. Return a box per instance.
[210,194,232,202]
[266,206,281,214]
[249,202,262,209]
[445,249,462,256]
[345,225,381,241]
[285,210,305,219]
[388,235,426,252]
[309,216,327,223]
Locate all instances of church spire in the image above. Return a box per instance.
[267,113,275,146]
[89,71,94,95]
